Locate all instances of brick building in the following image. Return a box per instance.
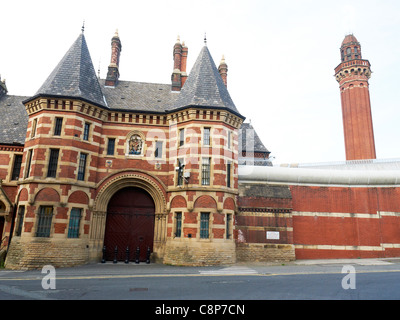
[0,31,399,269]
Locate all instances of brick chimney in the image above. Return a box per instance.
[171,36,183,91]
[181,42,188,87]
[218,55,228,87]
[105,30,122,87]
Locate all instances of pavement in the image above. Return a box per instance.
[1,257,400,280]
[1,257,400,301]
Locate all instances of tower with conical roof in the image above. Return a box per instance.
[335,34,376,160]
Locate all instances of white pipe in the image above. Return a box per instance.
[238,165,400,186]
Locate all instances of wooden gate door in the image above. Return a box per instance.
[103,187,155,262]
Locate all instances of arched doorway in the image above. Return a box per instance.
[103,187,155,262]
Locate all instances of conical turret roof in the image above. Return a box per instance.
[32,33,106,107]
[169,45,243,118]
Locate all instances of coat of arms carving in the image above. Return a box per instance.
[128,134,143,155]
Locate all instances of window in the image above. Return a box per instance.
[354,47,358,53]
[177,158,184,186]
[200,212,210,239]
[68,208,82,238]
[107,138,115,156]
[31,118,37,138]
[25,149,33,178]
[155,141,163,158]
[175,212,182,238]
[226,214,232,239]
[201,157,211,185]
[346,47,352,60]
[226,162,231,188]
[47,149,59,178]
[11,154,23,180]
[77,153,87,181]
[203,128,210,146]
[36,206,53,237]
[54,117,63,136]
[83,122,90,141]
[179,128,184,147]
[15,206,25,236]
[227,131,232,150]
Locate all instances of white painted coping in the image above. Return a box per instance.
[238,165,400,186]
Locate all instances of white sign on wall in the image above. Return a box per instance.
[266,231,280,240]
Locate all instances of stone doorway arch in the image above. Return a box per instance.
[89,171,167,262]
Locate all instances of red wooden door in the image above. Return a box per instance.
[104,187,155,262]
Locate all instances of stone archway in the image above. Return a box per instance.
[89,171,167,262]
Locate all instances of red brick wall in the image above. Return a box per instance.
[291,185,400,259]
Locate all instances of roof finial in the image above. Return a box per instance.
[204,32,207,46]
[81,20,85,33]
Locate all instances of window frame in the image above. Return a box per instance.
[15,206,25,236]
[77,153,88,181]
[31,118,37,138]
[54,117,63,136]
[203,127,211,146]
[201,157,211,186]
[226,213,232,239]
[179,128,184,147]
[67,208,82,238]
[36,206,53,238]
[175,212,182,238]
[107,138,116,156]
[226,161,232,188]
[200,212,210,239]
[11,154,23,181]
[154,141,163,159]
[83,122,90,141]
[176,158,184,186]
[25,149,33,178]
[47,149,59,178]
[227,131,232,150]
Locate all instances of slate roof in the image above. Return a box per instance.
[239,122,269,153]
[100,80,178,112]
[26,33,107,108]
[169,46,244,119]
[0,95,29,145]
[0,35,258,149]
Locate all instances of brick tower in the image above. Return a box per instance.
[335,34,376,160]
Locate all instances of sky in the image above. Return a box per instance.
[1,0,400,165]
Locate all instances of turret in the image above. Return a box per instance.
[334,34,376,160]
